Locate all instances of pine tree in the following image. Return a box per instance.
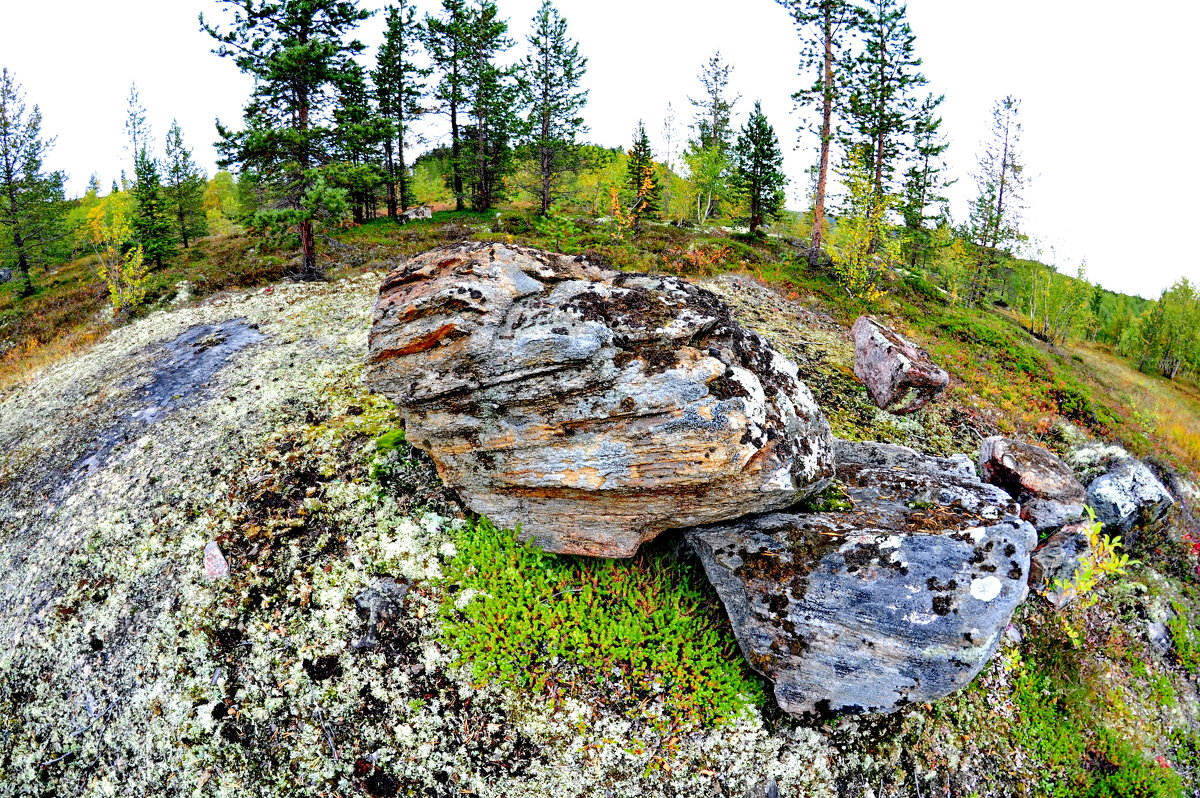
[164,120,208,248]
[519,0,588,215]
[839,0,926,201]
[626,121,660,233]
[460,0,518,212]
[966,96,1025,305]
[778,0,856,263]
[375,1,428,216]
[898,94,952,269]
[131,148,177,269]
[424,0,471,211]
[732,102,788,235]
[202,0,370,280]
[0,68,66,298]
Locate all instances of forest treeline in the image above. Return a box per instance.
[0,0,1196,381]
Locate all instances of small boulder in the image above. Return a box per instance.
[980,436,1086,532]
[687,440,1035,718]
[0,267,13,284]
[851,316,949,415]
[398,205,433,223]
[1086,459,1174,543]
[365,243,835,558]
[1028,522,1092,609]
[203,542,230,581]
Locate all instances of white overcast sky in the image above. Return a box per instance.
[1,0,1196,298]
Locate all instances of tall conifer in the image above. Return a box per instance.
[164,120,208,248]
[202,0,370,280]
[732,102,788,235]
[375,1,428,216]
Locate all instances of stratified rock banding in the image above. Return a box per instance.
[688,440,1036,718]
[365,242,836,557]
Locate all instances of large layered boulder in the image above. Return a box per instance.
[687,440,1036,718]
[851,316,949,415]
[365,242,836,557]
[1087,459,1174,543]
[980,436,1086,532]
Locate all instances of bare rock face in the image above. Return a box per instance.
[687,440,1036,718]
[851,316,949,415]
[1028,522,1091,609]
[365,242,836,557]
[1087,459,1174,543]
[980,436,1086,532]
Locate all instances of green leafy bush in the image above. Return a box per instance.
[439,518,764,729]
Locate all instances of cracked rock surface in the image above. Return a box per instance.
[365,242,835,557]
[688,439,1036,718]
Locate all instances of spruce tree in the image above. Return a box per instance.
[0,68,66,298]
[132,148,177,269]
[898,94,951,269]
[460,0,517,212]
[778,0,856,263]
[202,0,370,280]
[164,120,208,248]
[732,102,788,236]
[683,54,737,222]
[967,96,1025,305]
[626,121,660,232]
[424,0,471,211]
[330,62,389,223]
[689,52,739,153]
[519,0,588,215]
[375,1,428,216]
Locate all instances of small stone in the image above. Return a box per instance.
[979,436,1086,533]
[203,542,229,581]
[398,205,433,223]
[353,578,410,650]
[851,316,949,415]
[1028,522,1092,609]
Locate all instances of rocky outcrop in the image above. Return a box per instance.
[399,205,434,223]
[365,243,836,557]
[1087,459,1174,543]
[688,440,1035,718]
[1028,522,1091,609]
[851,316,949,415]
[980,436,1086,532]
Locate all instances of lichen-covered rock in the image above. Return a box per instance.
[851,316,949,415]
[687,440,1036,718]
[399,205,433,222]
[1087,459,1174,542]
[980,436,1085,532]
[365,242,836,557]
[1028,522,1091,609]
[353,577,410,649]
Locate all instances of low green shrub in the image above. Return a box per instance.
[439,518,764,729]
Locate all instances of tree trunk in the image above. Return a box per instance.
[449,83,464,211]
[810,8,835,267]
[384,138,398,220]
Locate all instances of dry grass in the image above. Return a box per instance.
[1069,341,1200,474]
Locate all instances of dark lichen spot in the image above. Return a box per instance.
[932,595,954,616]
